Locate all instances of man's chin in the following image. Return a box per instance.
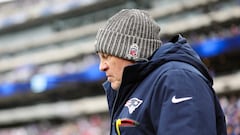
[111,83,120,91]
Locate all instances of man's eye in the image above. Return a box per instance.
[102,54,109,59]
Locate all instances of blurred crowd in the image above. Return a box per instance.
[0,54,99,83]
[0,0,98,29]
[221,95,240,135]
[0,115,110,135]
[0,54,105,96]
[188,23,240,45]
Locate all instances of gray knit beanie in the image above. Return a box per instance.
[95,9,162,61]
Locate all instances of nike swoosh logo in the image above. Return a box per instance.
[171,96,192,104]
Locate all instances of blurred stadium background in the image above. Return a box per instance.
[0,0,239,134]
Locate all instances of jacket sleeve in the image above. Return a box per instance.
[149,69,219,135]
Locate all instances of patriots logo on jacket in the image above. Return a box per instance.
[125,98,143,114]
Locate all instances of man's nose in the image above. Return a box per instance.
[99,61,108,71]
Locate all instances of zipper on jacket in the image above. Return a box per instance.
[110,90,120,134]
[109,83,140,134]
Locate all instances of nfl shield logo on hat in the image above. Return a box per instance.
[127,44,139,59]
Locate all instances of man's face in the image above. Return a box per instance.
[98,53,134,90]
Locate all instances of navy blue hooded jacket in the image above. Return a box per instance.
[103,35,227,135]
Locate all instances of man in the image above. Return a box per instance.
[95,9,227,135]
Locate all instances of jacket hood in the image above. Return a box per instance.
[151,34,201,61]
[122,34,213,86]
